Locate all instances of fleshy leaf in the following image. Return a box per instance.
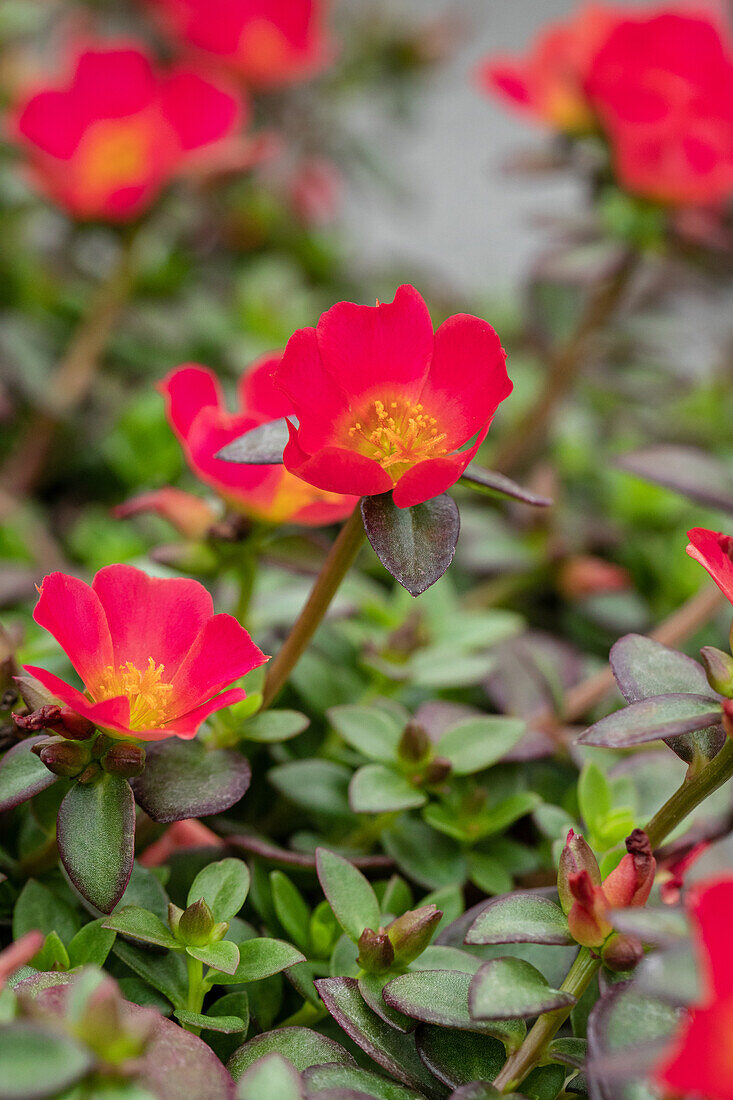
[215,938,305,985]
[0,735,58,813]
[57,772,135,913]
[66,919,116,968]
[216,417,289,465]
[358,970,416,1033]
[327,705,403,762]
[237,1053,303,1100]
[460,464,552,507]
[316,848,381,943]
[586,982,680,1100]
[0,1023,93,1099]
[131,740,251,823]
[349,765,427,813]
[187,939,240,975]
[465,893,573,946]
[415,1025,506,1090]
[174,1009,247,1034]
[187,858,250,921]
[228,1025,354,1079]
[103,906,179,949]
[361,492,460,597]
[469,957,576,1020]
[304,1062,425,1099]
[577,693,722,748]
[383,970,525,1045]
[243,710,309,743]
[436,716,526,775]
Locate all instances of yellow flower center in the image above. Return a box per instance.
[96,657,174,731]
[348,399,448,481]
[77,119,150,204]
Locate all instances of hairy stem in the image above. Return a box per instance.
[261,504,366,709]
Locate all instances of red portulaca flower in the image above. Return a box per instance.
[25,564,267,741]
[655,875,733,1099]
[477,5,620,133]
[147,0,332,87]
[160,354,357,525]
[12,43,243,221]
[271,284,512,509]
[585,11,733,206]
[687,527,733,604]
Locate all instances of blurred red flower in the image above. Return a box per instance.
[114,488,217,540]
[12,42,243,221]
[686,526,733,603]
[272,284,512,509]
[585,11,733,205]
[140,818,225,865]
[25,564,267,741]
[655,875,733,1099]
[477,5,620,133]
[160,355,358,525]
[146,0,333,87]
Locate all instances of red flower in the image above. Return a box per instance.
[114,488,217,539]
[686,527,733,604]
[477,5,620,133]
[655,875,733,1099]
[160,354,358,525]
[12,42,243,221]
[271,284,512,509]
[146,0,333,87]
[585,11,733,205]
[24,564,267,742]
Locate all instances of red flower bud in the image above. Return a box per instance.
[557,830,602,915]
[601,932,644,973]
[34,737,92,778]
[357,928,395,973]
[386,904,442,966]
[101,742,146,778]
[603,830,656,910]
[566,870,612,948]
[14,704,95,740]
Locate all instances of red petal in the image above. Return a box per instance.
[159,364,224,440]
[274,326,349,453]
[15,90,85,159]
[72,47,157,119]
[159,687,248,739]
[691,876,733,998]
[169,614,267,713]
[656,1000,733,1100]
[316,284,434,404]
[159,69,243,151]
[686,527,733,604]
[237,351,292,420]
[92,564,214,678]
[391,425,489,509]
[32,574,113,691]
[283,426,392,497]
[22,666,135,736]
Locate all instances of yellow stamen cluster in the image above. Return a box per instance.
[348,399,447,476]
[96,657,174,730]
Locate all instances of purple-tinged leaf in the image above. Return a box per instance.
[57,773,135,913]
[361,493,460,597]
[616,445,733,513]
[415,1025,506,1090]
[315,977,444,1099]
[465,893,572,947]
[547,1036,587,1069]
[0,735,58,813]
[383,971,525,1047]
[216,417,289,465]
[586,981,679,1100]
[131,740,250,823]
[469,958,576,1020]
[357,970,415,1033]
[577,693,722,748]
[237,1053,303,1100]
[303,1062,424,1100]
[461,465,553,507]
[228,1025,354,1079]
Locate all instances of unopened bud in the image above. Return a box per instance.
[357,927,394,973]
[603,830,656,909]
[422,757,452,785]
[700,647,733,697]
[566,870,611,948]
[14,705,95,740]
[77,762,101,785]
[601,932,644,972]
[386,904,442,966]
[558,830,602,915]
[178,898,217,946]
[37,738,92,778]
[398,721,429,764]
[101,742,146,778]
[168,903,184,939]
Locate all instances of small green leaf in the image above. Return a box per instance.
[0,1023,93,1099]
[67,919,117,968]
[578,763,612,834]
[469,958,576,1020]
[31,931,69,973]
[269,760,352,817]
[228,1026,353,1079]
[467,853,513,897]
[188,939,240,975]
[327,705,402,762]
[465,893,573,947]
[0,736,58,813]
[57,772,135,913]
[437,716,526,775]
[113,940,188,1009]
[103,906,179,949]
[215,938,305,985]
[270,872,311,952]
[349,765,426,814]
[361,493,460,597]
[243,709,309,743]
[236,1053,303,1100]
[316,848,381,942]
[174,1009,247,1033]
[188,858,250,921]
[13,880,80,943]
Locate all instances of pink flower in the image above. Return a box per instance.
[139,818,225,865]
[686,527,733,603]
[25,564,267,742]
[271,284,512,509]
[11,41,243,221]
[114,488,217,539]
[160,354,358,525]
[146,0,333,87]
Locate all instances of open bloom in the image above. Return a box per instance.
[147,0,332,87]
[655,875,733,1099]
[160,355,357,525]
[272,284,512,509]
[585,11,733,206]
[25,564,267,741]
[11,42,243,221]
[687,527,733,604]
[477,5,620,133]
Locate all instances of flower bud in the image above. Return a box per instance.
[37,737,92,778]
[178,898,218,946]
[603,829,656,909]
[700,646,733,697]
[557,830,602,915]
[357,927,395,973]
[422,757,452,785]
[601,932,643,973]
[14,704,95,740]
[398,721,430,764]
[566,870,612,948]
[77,762,101,785]
[101,742,146,778]
[386,904,442,966]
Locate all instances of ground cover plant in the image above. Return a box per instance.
[2,1,733,1098]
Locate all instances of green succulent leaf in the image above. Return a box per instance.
[187,858,250,922]
[103,906,179,950]
[469,957,576,1020]
[465,893,573,947]
[315,848,381,943]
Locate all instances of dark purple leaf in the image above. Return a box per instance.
[578,693,722,748]
[0,735,58,813]
[361,493,460,597]
[131,740,251,823]
[460,465,552,507]
[617,445,733,512]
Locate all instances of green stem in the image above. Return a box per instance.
[184,954,205,1032]
[260,504,366,710]
[493,735,733,1093]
